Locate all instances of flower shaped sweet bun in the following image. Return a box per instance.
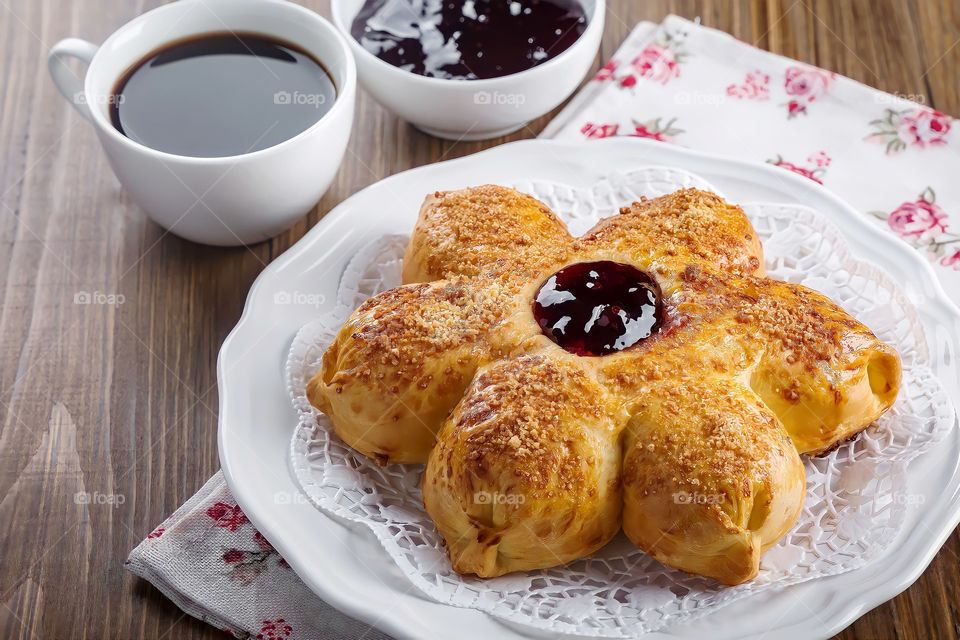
[307,186,901,585]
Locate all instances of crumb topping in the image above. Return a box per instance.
[581,188,764,276]
[456,356,608,495]
[622,384,778,496]
[342,279,514,383]
[403,184,574,282]
[311,185,900,571]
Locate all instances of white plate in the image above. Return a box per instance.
[218,138,960,640]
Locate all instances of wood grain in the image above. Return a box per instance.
[0,0,957,638]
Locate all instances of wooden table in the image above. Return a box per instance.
[1,0,957,638]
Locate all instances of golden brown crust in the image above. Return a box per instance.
[600,268,902,455]
[307,279,518,464]
[402,185,574,284]
[621,381,804,585]
[423,355,623,576]
[730,278,902,454]
[309,185,902,585]
[580,189,765,279]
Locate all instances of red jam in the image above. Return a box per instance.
[533,262,663,357]
[350,0,588,80]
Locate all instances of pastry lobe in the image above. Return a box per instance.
[621,381,805,585]
[423,356,623,576]
[738,279,901,454]
[308,279,516,464]
[581,188,765,278]
[403,185,573,283]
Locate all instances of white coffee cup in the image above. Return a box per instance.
[48,0,356,246]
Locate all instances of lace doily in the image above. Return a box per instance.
[285,168,955,637]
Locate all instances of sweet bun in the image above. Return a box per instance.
[308,185,901,584]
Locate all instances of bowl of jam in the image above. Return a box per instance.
[331,0,604,140]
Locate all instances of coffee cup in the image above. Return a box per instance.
[48,0,356,246]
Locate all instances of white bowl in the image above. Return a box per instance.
[330,0,605,140]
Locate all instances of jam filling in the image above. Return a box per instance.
[533,261,663,357]
[350,0,588,80]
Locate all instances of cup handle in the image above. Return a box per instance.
[48,38,100,121]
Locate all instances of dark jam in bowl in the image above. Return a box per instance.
[350,0,588,80]
[533,262,663,357]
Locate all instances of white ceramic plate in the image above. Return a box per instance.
[218,139,960,640]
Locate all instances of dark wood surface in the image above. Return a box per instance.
[1,0,958,638]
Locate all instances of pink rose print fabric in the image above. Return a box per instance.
[630,43,681,84]
[942,251,960,270]
[580,122,620,139]
[545,14,960,297]
[630,117,684,142]
[872,188,959,269]
[593,26,689,90]
[783,66,833,118]
[885,190,948,238]
[768,151,831,184]
[207,501,248,531]
[593,59,618,82]
[727,70,770,101]
[897,109,952,147]
[867,108,953,153]
[582,118,683,142]
[257,618,294,640]
[127,473,391,639]
[221,529,290,585]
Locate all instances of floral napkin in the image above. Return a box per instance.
[127,14,959,640]
[543,15,960,299]
[125,472,389,639]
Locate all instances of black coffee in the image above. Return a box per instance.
[110,32,336,158]
[351,0,588,80]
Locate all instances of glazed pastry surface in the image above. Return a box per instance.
[307,186,901,585]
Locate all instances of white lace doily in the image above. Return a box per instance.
[285,168,956,637]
